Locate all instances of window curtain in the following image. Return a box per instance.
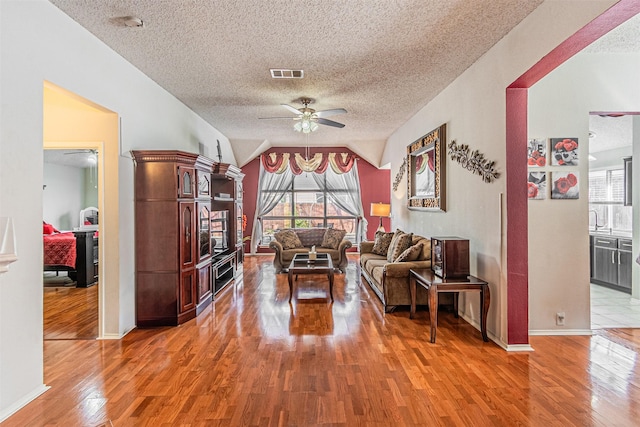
[311,159,368,244]
[250,160,295,253]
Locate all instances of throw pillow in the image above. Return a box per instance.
[387,230,413,262]
[274,229,303,250]
[321,228,346,249]
[371,231,394,256]
[394,242,424,263]
[385,229,405,262]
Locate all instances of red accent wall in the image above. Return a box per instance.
[241,147,390,253]
[504,0,640,346]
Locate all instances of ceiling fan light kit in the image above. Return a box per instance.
[260,97,346,133]
[294,117,319,133]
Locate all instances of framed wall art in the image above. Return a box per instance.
[528,171,546,200]
[407,123,446,211]
[527,138,547,167]
[551,138,579,166]
[551,171,579,199]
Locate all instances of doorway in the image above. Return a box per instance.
[43,81,119,340]
[43,148,101,339]
[588,113,639,329]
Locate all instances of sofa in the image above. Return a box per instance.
[269,228,352,273]
[360,231,432,312]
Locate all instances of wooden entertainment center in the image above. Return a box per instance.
[131,150,244,326]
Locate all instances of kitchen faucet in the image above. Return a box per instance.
[589,210,611,233]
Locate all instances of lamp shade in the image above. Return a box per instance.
[370,203,390,217]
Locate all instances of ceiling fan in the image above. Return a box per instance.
[260,98,347,133]
[63,149,98,164]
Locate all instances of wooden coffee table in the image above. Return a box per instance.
[409,268,490,343]
[288,253,334,302]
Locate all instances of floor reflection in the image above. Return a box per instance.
[257,259,361,338]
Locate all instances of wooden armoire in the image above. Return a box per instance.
[132,150,216,326]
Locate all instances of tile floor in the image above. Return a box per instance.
[591,283,640,329]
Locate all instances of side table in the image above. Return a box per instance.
[409,268,490,343]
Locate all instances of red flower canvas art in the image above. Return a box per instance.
[527,138,546,167]
[551,137,579,166]
[551,172,579,199]
[527,171,546,200]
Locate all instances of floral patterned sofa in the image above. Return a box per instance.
[269,228,352,273]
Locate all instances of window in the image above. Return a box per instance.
[589,168,632,232]
[260,173,357,244]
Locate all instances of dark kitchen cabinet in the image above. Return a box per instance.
[591,235,632,294]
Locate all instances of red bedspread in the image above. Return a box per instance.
[43,232,76,268]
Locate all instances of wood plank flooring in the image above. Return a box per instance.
[44,283,98,340]
[8,255,640,425]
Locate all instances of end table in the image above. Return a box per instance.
[409,268,490,343]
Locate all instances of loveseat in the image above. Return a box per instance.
[360,230,432,312]
[269,228,352,273]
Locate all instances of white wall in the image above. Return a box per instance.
[528,53,640,332]
[43,163,84,231]
[0,0,235,419]
[382,1,617,346]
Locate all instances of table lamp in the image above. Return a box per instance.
[370,202,391,233]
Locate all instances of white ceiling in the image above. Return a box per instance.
[45,1,639,167]
[589,114,633,154]
[44,149,97,168]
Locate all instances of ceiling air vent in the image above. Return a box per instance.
[270,69,304,79]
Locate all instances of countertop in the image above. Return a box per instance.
[589,230,632,239]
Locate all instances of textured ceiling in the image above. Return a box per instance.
[589,114,633,154]
[47,1,640,167]
[48,0,545,163]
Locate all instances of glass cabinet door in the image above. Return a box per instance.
[178,166,195,198]
[180,202,195,268]
[199,203,211,259]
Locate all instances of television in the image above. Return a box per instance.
[210,210,230,254]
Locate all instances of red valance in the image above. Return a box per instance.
[261,152,356,175]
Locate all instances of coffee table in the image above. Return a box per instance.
[288,253,334,302]
[409,268,490,343]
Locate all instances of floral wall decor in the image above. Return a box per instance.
[551,171,579,199]
[528,171,546,200]
[447,140,500,183]
[551,138,579,166]
[393,157,407,191]
[527,138,547,167]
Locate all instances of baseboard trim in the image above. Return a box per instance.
[505,344,535,352]
[529,329,593,336]
[0,384,50,422]
[458,312,506,349]
[99,326,135,340]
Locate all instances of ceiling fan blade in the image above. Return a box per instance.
[258,116,298,120]
[281,104,302,115]
[315,108,347,118]
[316,118,345,128]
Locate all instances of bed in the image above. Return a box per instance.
[43,232,77,269]
[43,217,99,287]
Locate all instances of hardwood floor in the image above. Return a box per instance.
[44,283,98,340]
[8,255,640,425]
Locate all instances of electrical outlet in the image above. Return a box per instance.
[556,312,565,326]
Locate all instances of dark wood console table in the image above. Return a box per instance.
[409,268,490,343]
